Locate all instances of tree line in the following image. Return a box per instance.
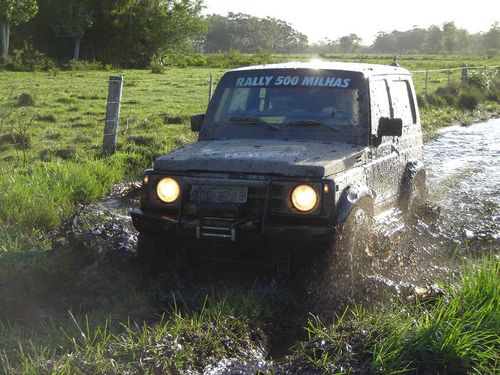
[1,0,499,69]
[1,0,206,67]
[315,22,500,55]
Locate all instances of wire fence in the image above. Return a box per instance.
[0,71,219,157]
[410,65,500,95]
[0,64,499,157]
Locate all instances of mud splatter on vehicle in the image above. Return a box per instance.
[131,62,426,275]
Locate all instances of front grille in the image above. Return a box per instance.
[177,176,329,232]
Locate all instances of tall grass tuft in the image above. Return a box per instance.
[289,253,499,374]
[373,253,499,374]
[0,153,141,235]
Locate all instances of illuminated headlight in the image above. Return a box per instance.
[291,184,319,213]
[156,177,180,204]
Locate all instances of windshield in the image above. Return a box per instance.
[202,69,368,144]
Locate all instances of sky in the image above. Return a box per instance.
[202,0,499,44]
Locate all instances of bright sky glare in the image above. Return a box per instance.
[202,0,499,44]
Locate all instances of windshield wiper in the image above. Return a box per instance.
[283,120,340,132]
[229,116,280,131]
[229,116,279,130]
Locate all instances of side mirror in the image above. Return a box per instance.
[190,114,205,132]
[378,117,403,137]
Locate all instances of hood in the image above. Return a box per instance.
[154,139,366,178]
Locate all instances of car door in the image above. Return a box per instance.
[366,76,403,211]
[387,78,422,168]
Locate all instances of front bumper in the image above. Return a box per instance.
[130,209,332,245]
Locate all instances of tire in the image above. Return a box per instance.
[333,204,374,278]
[401,172,428,221]
[136,232,176,263]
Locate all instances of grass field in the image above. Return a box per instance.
[0,54,499,373]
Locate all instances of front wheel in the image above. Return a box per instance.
[333,204,374,278]
[136,232,176,264]
[401,172,428,221]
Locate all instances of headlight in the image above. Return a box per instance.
[156,177,180,204]
[291,184,319,213]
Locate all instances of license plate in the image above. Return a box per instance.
[190,185,248,204]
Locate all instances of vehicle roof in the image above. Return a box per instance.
[230,61,411,77]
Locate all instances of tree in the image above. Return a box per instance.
[424,25,443,53]
[442,21,458,53]
[0,0,38,58]
[204,13,307,53]
[48,0,93,60]
[484,22,500,52]
[81,0,206,66]
[372,32,396,53]
[337,34,362,53]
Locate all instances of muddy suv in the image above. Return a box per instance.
[131,62,426,269]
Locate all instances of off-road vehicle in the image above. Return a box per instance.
[130,62,426,271]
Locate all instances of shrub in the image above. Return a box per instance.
[416,94,427,108]
[0,132,31,150]
[55,147,77,160]
[151,63,165,74]
[424,94,444,107]
[37,114,57,123]
[439,93,456,106]
[435,81,461,96]
[468,68,497,91]
[458,93,480,110]
[150,64,165,74]
[17,93,35,107]
[39,147,79,162]
[66,59,104,71]
[185,54,208,66]
[5,43,56,72]
[163,114,188,124]
[487,87,500,102]
[457,84,484,110]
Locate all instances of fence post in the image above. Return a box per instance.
[208,74,213,103]
[424,70,429,96]
[103,76,123,156]
[461,64,468,84]
[447,69,451,86]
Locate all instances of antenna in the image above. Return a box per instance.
[390,56,400,67]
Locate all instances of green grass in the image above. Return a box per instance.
[0,155,131,232]
[288,253,499,374]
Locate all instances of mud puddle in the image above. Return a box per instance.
[55,119,499,373]
[363,118,500,299]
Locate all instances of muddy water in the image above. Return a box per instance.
[424,118,499,246]
[366,118,500,298]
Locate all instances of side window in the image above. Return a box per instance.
[388,80,416,125]
[369,79,391,134]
